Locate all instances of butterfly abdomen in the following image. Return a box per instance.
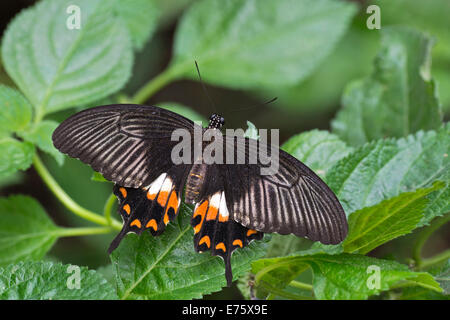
[185,163,208,204]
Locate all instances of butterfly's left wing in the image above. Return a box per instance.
[52,104,196,252]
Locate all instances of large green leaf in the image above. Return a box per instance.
[171,0,357,89]
[0,261,117,299]
[282,130,353,179]
[18,120,64,166]
[0,139,34,179]
[0,195,59,266]
[0,85,32,134]
[114,0,160,50]
[326,125,450,226]
[111,205,268,299]
[332,27,442,146]
[374,0,450,60]
[253,251,442,300]
[342,183,444,254]
[1,0,133,116]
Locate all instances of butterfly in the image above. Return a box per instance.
[52,104,348,286]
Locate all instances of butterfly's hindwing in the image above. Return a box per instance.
[108,165,191,253]
[190,174,264,286]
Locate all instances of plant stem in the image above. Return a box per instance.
[418,249,450,270]
[413,213,450,269]
[33,154,122,230]
[55,226,113,237]
[104,193,116,227]
[131,64,185,104]
[289,280,313,291]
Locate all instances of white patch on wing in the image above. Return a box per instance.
[210,192,221,209]
[147,173,167,195]
[160,176,173,193]
[219,192,229,217]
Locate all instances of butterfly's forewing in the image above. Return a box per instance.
[219,135,347,245]
[52,104,195,188]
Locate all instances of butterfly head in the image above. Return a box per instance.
[208,114,225,129]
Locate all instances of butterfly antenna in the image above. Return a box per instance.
[195,61,217,113]
[232,97,278,112]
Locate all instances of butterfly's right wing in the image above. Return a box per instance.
[220,135,348,245]
[52,104,196,188]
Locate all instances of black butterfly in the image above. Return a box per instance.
[52,104,347,286]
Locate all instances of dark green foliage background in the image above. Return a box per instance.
[0,0,448,300]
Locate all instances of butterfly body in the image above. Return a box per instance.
[52,104,348,286]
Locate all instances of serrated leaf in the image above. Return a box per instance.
[18,120,64,166]
[343,183,444,254]
[0,261,117,299]
[0,85,32,134]
[0,195,59,266]
[253,252,442,300]
[332,27,442,146]
[114,0,160,50]
[171,0,357,89]
[111,205,268,299]
[1,0,133,115]
[155,102,207,123]
[282,130,353,179]
[0,138,34,179]
[326,125,450,226]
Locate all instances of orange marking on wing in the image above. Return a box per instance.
[119,187,127,198]
[232,239,243,248]
[123,204,131,215]
[147,191,156,200]
[215,242,226,252]
[193,201,208,234]
[130,219,141,228]
[247,229,258,236]
[164,191,179,222]
[157,191,169,207]
[218,212,228,222]
[146,219,158,231]
[199,236,211,248]
[194,201,208,217]
[206,205,218,221]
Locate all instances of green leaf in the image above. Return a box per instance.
[282,130,353,179]
[91,171,111,183]
[435,259,450,295]
[253,252,442,300]
[332,27,442,146]
[343,182,444,254]
[0,138,34,179]
[156,102,207,123]
[114,0,160,50]
[244,121,259,140]
[0,195,59,266]
[0,261,117,299]
[1,0,133,116]
[0,85,32,134]
[18,120,64,166]
[263,23,380,112]
[171,0,357,89]
[374,0,450,60]
[111,205,268,299]
[326,124,450,226]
